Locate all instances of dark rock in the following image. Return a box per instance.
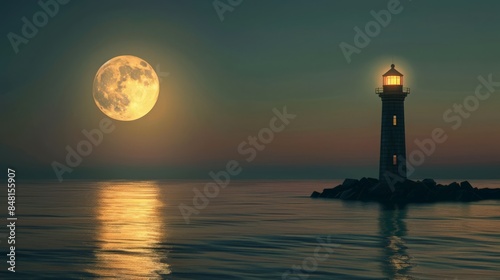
[339,188,358,200]
[356,182,374,201]
[422,178,437,188]
[359,177,379,187]
[435,184,456,202]
[320,187,339,198]
[406,181,430,203]
[336,183,352,190]
[456,189,482,202]
[354,178,377,197]
[460,181,474,191]
[367,183,392,202]
[325,184,351,197]
[478,188,500,200]
[311,178,500,204]
[310,191,321,198]
[342,178,359,188]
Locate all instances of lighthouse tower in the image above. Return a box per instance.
[376,64,410,182]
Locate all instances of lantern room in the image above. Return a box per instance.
[383,64,403,85]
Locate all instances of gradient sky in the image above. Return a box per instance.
[1,0,499,180]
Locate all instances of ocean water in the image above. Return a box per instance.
[1,180,500,279]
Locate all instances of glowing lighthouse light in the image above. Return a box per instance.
[383,64,404,86]
[385,75,401,85]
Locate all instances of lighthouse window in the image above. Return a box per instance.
[393,115,397,126]
[393,155,397,165]
[384,76,401,85]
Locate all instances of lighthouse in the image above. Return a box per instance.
[376,64,410,182]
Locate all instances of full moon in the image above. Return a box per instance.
[93,55,160,121]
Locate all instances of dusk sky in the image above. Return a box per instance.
[1,0,499,180]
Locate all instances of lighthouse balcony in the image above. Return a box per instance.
[375,87,410,95]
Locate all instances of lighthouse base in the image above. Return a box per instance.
[311,178,500,204]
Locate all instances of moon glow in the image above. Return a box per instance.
[93,55,159,121]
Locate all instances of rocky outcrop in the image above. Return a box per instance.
[311,178,500,204]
